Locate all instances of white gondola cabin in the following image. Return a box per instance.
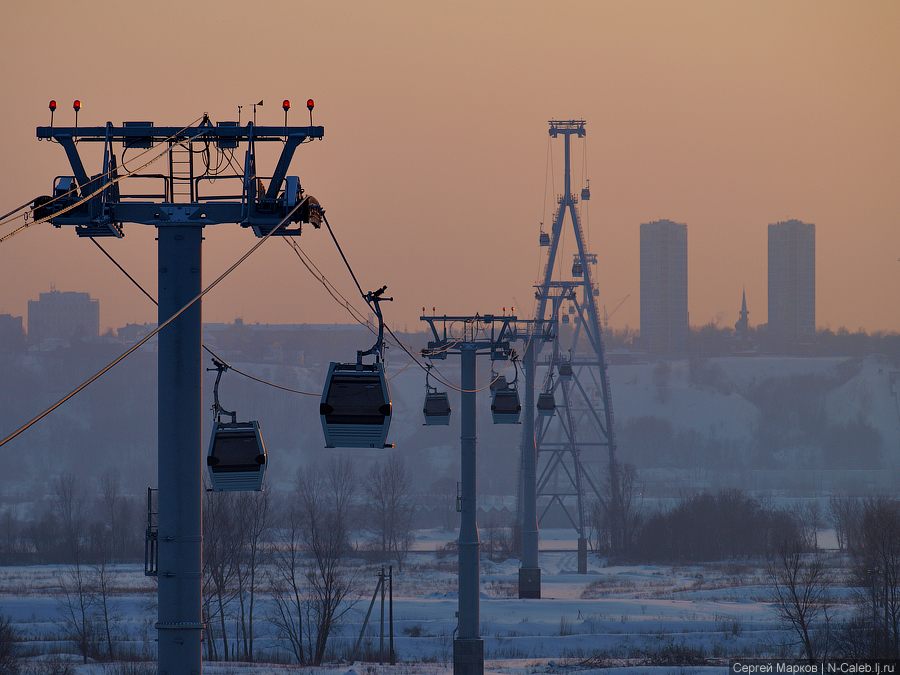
[423,391,451,425]
[491,386,521,424]
[537,392,556,417]
[320,362,392,448]
[207,421,267,492]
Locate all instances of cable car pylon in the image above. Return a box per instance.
[421,313,554,675]
[520,120,623,596]
[35,107,324,675]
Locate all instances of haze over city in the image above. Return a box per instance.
[1,1,898,335]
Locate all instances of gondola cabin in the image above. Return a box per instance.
[572,261,583,276]
[537,392,556,417]
[559,362,574,381]
[207,421,267,492]
[491,387,521,424]
[423,391,451,425]
[320,362,392,448]
[540,232,550,247]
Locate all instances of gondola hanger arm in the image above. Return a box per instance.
[209,359,237,423]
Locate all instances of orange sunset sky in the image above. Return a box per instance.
[1,1,898,335]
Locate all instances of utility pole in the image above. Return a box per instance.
[421,313,553,675]
[36,105,323,674]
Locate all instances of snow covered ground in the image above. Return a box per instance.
[0,534,853,674]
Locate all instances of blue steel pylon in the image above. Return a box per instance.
[524,120,622,573]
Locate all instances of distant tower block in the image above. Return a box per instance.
[27,289,99,342]
[639,219,688,354]
[768,219,815,349]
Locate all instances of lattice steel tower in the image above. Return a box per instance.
[521,120,622,582]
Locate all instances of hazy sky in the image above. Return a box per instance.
[1,1,898,335]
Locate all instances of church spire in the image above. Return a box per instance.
[735,288,750,337]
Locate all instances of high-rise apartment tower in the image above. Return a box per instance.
[640,219,688,354]
[27,290,99,342]
[767,219,815,346]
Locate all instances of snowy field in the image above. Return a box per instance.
[0,531,853,674]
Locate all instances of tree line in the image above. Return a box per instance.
[590,483,900,662]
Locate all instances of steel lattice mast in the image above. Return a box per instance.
[521,120,622,587]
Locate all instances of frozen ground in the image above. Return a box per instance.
[0,532,853,673]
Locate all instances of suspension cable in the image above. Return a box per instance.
[89,236,318,396]
[0,199,34,224]
[0,201,302,449]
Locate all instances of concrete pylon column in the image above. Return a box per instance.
[157,225,204,674]
[519,337,541,598]
[454,343,483,675]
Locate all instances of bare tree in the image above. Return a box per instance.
[592,461,643,557]
[768,534,834,662]
[325,455,357,534]
[791,502,824,551]
[52,472,88,564]
[481,514,503,562]
[232,489,273,661]
[55,564,98,664]
[98,468,127,562]
[91,562,120,661]
[0,511,21,565]
[269,498,308,664]
[269,464,359,665]
[202,490,239,661]
[851,498,900,658]
[363,451,415,571]
[829,495,862,552]
[296,467,359,664]
[0,613,21,674]
[430,475,459,532]
[26,511,59,565]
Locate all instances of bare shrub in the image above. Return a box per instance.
[0,613,21,675]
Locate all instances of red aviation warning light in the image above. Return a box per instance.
[282,100,291,112]
[306,99,314,111]
[73,100,81,111]
[49,100,57,111]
